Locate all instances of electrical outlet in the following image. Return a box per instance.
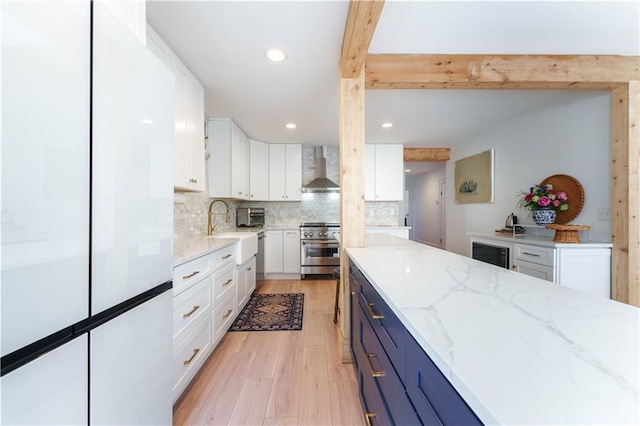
[597,208,611,221]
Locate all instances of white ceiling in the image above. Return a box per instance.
[146,1,639,148]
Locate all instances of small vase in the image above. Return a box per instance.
[532,209,556,226]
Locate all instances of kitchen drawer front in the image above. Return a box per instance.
[514,244,556,267]
[358,282,406,386]
[173,254,213,296]
[172,315,213,401]
[173,275,213,346]
[359,303,420,426]
[212,244,236,271]
[514,259,555,283]
[213,262,236,303]
[406,334,481,426]
[358,368,393,426]
[213,291,236,344]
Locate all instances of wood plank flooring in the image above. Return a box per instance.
[173,279,365,426]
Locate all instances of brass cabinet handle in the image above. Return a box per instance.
[183,348,200,365]
[182,270,200,279]
[365,353,386,377]
[223,278,233,286]
[223,309,233,319]
[222,254,232,259]
[194,179,198,183]
[365,302,384,319]
[365,413,376,426]
[238,192,243,195]
[246,267,252,271]
[182,305,200,318]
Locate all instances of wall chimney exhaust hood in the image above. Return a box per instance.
[301,146,339,193]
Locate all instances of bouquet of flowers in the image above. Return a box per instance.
[519,183,569,211]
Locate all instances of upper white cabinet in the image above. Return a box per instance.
[365,144,404,201]
[250,139,269,201]
[208,118,250,200]
[269,144,302,201]
[146,24,205,192]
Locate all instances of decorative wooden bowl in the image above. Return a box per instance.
[545,224,591,243]
[540,174,585,224]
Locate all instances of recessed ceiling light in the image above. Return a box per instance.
[142,119,153,124]
[382,122,393,128]
[266,48,287,62]
[405,169,411,173]
[285,123,297,129]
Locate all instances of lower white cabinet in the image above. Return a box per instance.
[264,229,300,274]
[214,291,236,344]
[236,256,257,311]
[172,315,213,400]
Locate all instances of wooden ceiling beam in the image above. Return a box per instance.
[340,1,385,78]
[365,54,640,89]
[404,148,450,162]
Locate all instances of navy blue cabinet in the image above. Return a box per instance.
[349,260,482,426]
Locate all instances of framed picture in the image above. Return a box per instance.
[454,149,494,203]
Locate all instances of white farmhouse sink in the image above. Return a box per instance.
[210,232,258,265]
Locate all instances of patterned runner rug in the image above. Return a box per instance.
[229,293,304,331]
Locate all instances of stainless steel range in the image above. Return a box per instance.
[300,222,340,279]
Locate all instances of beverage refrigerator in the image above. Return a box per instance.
[1,1,174,424]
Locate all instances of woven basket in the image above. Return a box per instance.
[545,224,591,243]
[540,174,585,224]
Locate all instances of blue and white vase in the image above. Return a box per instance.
[532,208,556,226]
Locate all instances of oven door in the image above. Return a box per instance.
[301,240,340,266]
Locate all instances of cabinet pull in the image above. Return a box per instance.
[194,178,198,183]
[246,267,252,271]
[238,192,243,195]
[182,270,200,279]
[522,251,541,257]
[223,278,233,286]
[182,305,200,318]
[222,254,232,259]
[183,348,200,365]
[223,309,233,319]
[365,413,376,426]
[365,302,384,319]
[365,353,386,377]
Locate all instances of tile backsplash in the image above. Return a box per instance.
[173,145,401,238]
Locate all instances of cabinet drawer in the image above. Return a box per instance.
[173,316,212,401]
[359,368,393,426]
[358,277,406,385]
[213,291,236,344]
[406,335,481,426]
[359,303,419,425]
[213,262,236,303]
[173,275,212,346]
[514,244,555,267]
[514,260,555,283]
[173,254,213,296]
[212,244,236,271]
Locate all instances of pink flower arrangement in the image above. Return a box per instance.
[519,184,569,212]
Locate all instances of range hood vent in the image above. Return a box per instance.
[301,146,340,193]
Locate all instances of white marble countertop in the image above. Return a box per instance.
[346,234,639,425]
[173,236,238,267]
[366,226,411,230]
[469,232,613,248]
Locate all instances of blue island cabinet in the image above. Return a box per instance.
[349,260,483,426]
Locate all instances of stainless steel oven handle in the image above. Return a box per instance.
[301,241,339,247]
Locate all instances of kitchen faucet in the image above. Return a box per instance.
[207,199,230,236]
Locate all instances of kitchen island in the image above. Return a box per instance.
[346,234,639,425]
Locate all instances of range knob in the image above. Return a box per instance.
[309,232,314,237]
[322,232,328,236]
[304,232,308,237]
[332,232,337,236]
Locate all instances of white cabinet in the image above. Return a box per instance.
[269,144,302,201]
[99,0,146,44]
[250,139,270,201]
[208,118,250,200]
[283,230,302,273]
[236,257,257,311]
[264,229,300,274]
[146,24,205,192]
[365,144,404,201]
[513,244,557,282]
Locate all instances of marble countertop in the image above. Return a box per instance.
[173,236,238,267]
[346,234,639,425]
[469,232,613,248]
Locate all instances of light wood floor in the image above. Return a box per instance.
[173,279,365,426]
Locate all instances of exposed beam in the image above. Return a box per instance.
[340,0,385,78]
[611,82,640,307]
[338,66,366,360]
[365,54,640,89]
[404,148,450,162]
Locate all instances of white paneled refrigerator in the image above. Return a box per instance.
[1,2,174,424]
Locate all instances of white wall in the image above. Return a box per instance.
[408,165,445,246]
[445,91,612,256]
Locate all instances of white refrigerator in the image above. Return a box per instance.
[1,2,174,424]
